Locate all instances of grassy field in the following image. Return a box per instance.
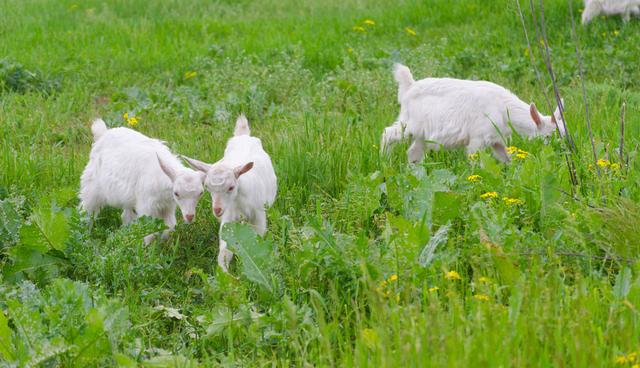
[1,0,640,366]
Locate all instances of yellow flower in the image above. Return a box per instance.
[515,153,528,160]
[428,286,439,293]
[388,274,398,282]
[405,27,417,36]
[184,71,197,79]
[473,294,490,302]
[467,174,481,183]
[478,277,491,283]
[353,26,366,32]
[615,355,628,364]
[613,30,620,36]
[480,191,498,200]
[127,117,139,127]
[597,159,610,168]
[610,163,620,170]
[361,328,378,348]
[632,364,639,368]
[628,352,638,361]
[503,197,525,206]
[445,270,461,280]
[468,153,479,160]
[364,19,375,26]
[123,112,129,119]
[506,146,518,154]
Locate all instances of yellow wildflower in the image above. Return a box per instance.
[123,112,129,120]
[388,274,398,282]
[610,163,620,170]
[473,294,490,302]
[428,286,439,293]
[613,30,620,36]
[467,174,481,183]
[597,159,610,168]
[480,191,498,200]
[127,117,139,127]
[405,27,417,36]
[615,355,628,364]
[445,270,461,280]
[353,26,366,32]
[184,71,197,79]
[632,364,639,368]
[478,277,491,283]
[628,352,638,361]
[361,328,378,348]
[515,153,527,160]
[363,19,375,26]
[503,197,525,206]
[468,153,479,160]
[506,146,518,154]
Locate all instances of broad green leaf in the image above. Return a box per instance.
[0,199,22,246]
[3,246,64,282]
[433,191,462,225]
[222,223,274,293]
[115,353,138,367]
[20,206,69,252]
[205,307,263,337]
[0,309,15,361]
[142,353,199,368]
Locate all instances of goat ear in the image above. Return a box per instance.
[157,154,176,181]
[529,103,543,128]
[234,162,254,178]
[182,156,212,173]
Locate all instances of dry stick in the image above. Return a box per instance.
[620,102,626,170]
[568,0,601,178]
[529,0,579,188]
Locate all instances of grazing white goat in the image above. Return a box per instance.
[582,0,640,24]
[184,115,277,272]
[381,64,566,163]
[79,119,205,243]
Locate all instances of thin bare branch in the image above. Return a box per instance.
[620,101,626,170]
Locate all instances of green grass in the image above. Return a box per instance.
[1,0,640,366]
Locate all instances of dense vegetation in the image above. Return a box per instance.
[1,0,639,366]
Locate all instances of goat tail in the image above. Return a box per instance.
[234,114,251,136]
[393,63,414,101]
[91,118,108,141]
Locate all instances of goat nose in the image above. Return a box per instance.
[214,208,223,217]
[185,214,194,223]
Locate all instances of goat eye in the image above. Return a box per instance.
[228,186,235,192]
[174,192,179,197]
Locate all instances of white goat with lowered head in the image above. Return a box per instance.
[79,119,205,243]
[582,0,640,24]
[184,115,277,272]
[381,64,566,163]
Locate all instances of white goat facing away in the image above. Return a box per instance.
[381,64,566,163]
[79,119,205,243]
[184,115,277,272]
[582,0,640,24]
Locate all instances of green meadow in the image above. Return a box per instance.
[1,0,639,366]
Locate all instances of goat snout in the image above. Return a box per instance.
[213,207,223,217]
[184,214,194,223]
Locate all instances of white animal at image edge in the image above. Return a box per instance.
[381,63,566,163]
[79,119,205,244]
[183,115,277,272]
[582,0,640,24]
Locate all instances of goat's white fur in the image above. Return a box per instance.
[382,64,566,163]
[582,0,640,24]
[80,119,205,243]
[184,115,277,272]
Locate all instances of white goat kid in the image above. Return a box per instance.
[184,115,277,272]
[582,0,640,24]
[79,119,205,243]
[381,64,566,163]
